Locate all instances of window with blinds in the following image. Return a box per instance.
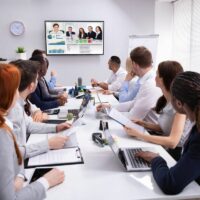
[172,0,200,72]
[190,0,200,72]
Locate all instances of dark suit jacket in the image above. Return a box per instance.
[151,125,200,194]
[96,32,102,40]
[87,31,96,39]
[79,33,87,39]
[29,80,60,111]
[66,31,75,37]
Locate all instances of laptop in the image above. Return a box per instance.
[58,92,91,120]
[102,124,155,172]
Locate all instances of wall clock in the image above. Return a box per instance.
[10,21,25,36]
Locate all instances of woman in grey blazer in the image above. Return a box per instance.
[0,64,65,200]
[8,60,71,160]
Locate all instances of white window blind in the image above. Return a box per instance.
[172,0,192,70]
[190,0,200,72]
[172,0,200,72]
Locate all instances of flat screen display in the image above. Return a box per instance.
[45,21,104,55]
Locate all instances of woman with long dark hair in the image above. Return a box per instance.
[95,26,102,40]
[78,27,87,39]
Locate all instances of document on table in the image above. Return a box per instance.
[28,147,83,167]
[27,131,78,150]
[61,118,82,137]
[26,134,48,145]
[108,108,145,132]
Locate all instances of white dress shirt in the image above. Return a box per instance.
[114,69,162,120]
[29,100,40,114]
[106,67,127,91]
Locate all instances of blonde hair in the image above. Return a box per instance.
[125,57,133,73]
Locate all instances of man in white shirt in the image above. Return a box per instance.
[91,56,126,92]
[97,46,162,120]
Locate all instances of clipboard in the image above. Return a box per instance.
[24,146,84,168]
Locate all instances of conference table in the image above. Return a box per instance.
[25,92,200,200]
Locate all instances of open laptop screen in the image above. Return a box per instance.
[103,128,119,156]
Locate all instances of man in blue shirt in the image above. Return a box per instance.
[118,57,138,102]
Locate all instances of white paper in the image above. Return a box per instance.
[65,99,83,109]
[48,133,78,148]
[108,108,145,132]
[26,134,47,145]
[61,118,82,137]
[28,147,81,166]
[27,131,78,149]
[60,128,76,137]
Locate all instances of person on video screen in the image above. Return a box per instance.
[95,26,102,40]
[66,26,76,37]
[49,23,64,35]
[78,28,87,39]
[87,26,96,39]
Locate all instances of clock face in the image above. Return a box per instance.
[10,21,25,36]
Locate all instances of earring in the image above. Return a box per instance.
[177,101,182,107]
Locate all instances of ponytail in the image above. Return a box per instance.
[0,109,5,127]
[11,132,23,165]
[0,110,22,165]
[153,95,167,114]
[154,61,183,114]
[0,64,22,165]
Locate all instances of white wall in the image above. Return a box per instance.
[154,0,173,67]
[0,0,155,85]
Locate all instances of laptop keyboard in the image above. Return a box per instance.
[126,148,150,168]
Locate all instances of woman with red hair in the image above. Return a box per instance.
[0,64,65,200]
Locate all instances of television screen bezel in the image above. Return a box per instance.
[45,20,104,56]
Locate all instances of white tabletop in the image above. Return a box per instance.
[26,94,200,200]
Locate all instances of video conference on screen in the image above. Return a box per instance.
[45,21,104,55]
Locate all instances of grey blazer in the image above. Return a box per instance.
[0,128,46,200]
[7,98,56,159]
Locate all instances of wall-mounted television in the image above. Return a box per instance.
[45,21,104,55]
